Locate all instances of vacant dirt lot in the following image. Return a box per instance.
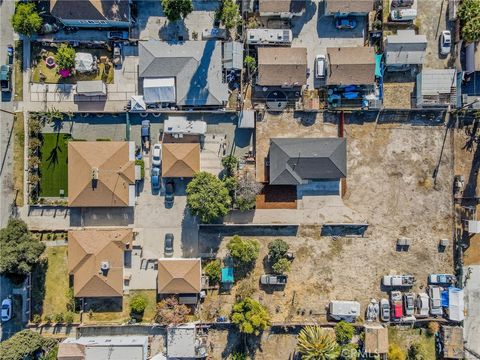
[201,121,454,328]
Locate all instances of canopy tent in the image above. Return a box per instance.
[143,77,175,104]
[448,287,465,322]
[130,95,147,112]
[75,52,94,73]
[221,267,234,283]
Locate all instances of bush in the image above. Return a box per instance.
[29,118,42,135]
[227,235,259,265]
[64,312,74,324]
[408,342,427,360]
[32,314,41,325]
[29,138,42,152]
[268,239,289,263]
[204,260,222,285]
[161,0,193,21]
[53,312,64,323]
[44,314,52,324]
[426,321,439,336]
[154,297,190,325]
[219,0,241,30]
[244,55,257,74]
[230,352,247,360]
[135,159,145,179]
[272,258,291,274]
[55,43,76,70]
[11,3,42,35]
[231,297,270,335]
[96,138,111,141]
[130,294,148,314]
[222,155,238,177]
[388,344,406,360]
[65,288,75,312]
[335,321,355,345]
[0,330,56,360]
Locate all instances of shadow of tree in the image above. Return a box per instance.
[31,257,48,316]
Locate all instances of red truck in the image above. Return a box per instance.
[391,291,403,321]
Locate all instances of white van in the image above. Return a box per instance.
[315,54,326,79]
[390,8,417,21]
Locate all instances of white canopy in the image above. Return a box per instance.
[130,95,147,112]
[143,77,175,104]
[75,52,94,73]
[238,110,255,128]
[448,287,465,322]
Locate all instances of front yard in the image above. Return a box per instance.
[31,44,114,84]
[39,133,70,198]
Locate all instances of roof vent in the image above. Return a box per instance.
[92,167,99,180]
[100,261,110,271]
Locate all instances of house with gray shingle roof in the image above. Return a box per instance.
[139,40,228,108]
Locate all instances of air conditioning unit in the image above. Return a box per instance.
[92,167,99,180]
[100,261,110,271]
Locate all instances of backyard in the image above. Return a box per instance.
[39,133,69,198]
[388,327,436,359]
[31,44,114,84]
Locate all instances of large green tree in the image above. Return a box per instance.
[0,219,45,281]
[226,235,259,265]
[219,0,241,30]
[0,330,56,360]
[55,44,76,70]
[11,2,42,36]
[231,297,270,335]
[297,326,340,360]
[186,171,231,223]
[161,0,193,22]
[334,321,355,345]
[458,0,480,42]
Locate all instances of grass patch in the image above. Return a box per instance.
[39,133,69,197]
[13,112,24,206]
[14,40,23,101]
[31,44,114,84]
[388,327,436,359]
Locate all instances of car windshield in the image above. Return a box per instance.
[153,156,160,160]
[2,305,8,309]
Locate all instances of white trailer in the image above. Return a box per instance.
[382,275,415,287]
[246,29,292,45]
[329,301,361,322]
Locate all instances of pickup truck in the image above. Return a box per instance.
[390,291,403,321]
[382,275,415,287]
[260,274,287,286]
[1,65,11,92]
[429,274,456,285]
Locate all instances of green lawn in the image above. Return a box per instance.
[39,133,70,197]
[13,113,24,206]
[14,40,23,101]
[388,327,436,359]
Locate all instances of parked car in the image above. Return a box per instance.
[164,233,174,257]
[390,8,417,21]
[260,274,287,286]
[141,120,150,152]
[440,30,452,56]
[7,44,13,64]
[1,298,12,322]
[416,293,430,317]
[315,54,326,79]
[380,298,390,322]
[151,167,160,190]
[107,31,129,40]
[165,181,175,206]
[382,274,415,287]
[390,291,403,321]
[429,286,443,316]
[335,16,357,30]
[403,293,415,316]
[0,64,11,92]
[429,273,456,285]
[391,0,414,7]
[113,46,122,67]
[152,143,162,167]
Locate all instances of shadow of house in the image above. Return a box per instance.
[184,40,215,107]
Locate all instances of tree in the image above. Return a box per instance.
[388,344,406,360]
[11,3,42,36]
[231,297,270,335]
[458,0,480,42]
[334,321,355,345]
[130,294,148,314]
[230,352,247,360]
[244,55,257,75]
[227,235,259,265]
[186,172,231,223]
[408,342,427,360]
[267,239,289,264]
[0,219,45,281]
[154,297,190,325]
[297,326,340,360]
[161,0,193,22]
[339,343,358,360]
[0,330,56,360]
[222,155,238,177]
[204,260,222,285]
[235,170,262,211]
[219,0,241,30]
[272,258,291,274]
[55,44,76,70]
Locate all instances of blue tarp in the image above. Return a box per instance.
[375,54,383,78]
[441,290,449,307]
[221,267,234,283]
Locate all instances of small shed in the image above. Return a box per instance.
[364,325,388,355]
[238,110,255,129]
[167,324,207,359]
[223,42,244,70]
[76,80,106,96]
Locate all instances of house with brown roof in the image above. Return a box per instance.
[162,143,200,178]
[68,229,132,299]
[50,0,130,28]
[324,0,374,15]
[157,259,202,304]
[259,0,306,18]
[364,325,388,356]
[257,47,308,87]
[68,141,136,207]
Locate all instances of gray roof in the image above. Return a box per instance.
[139,40,228,107]
[418,69,456,95]
[223,41,244,70]
[269,138,347,185]
[385,30,427,65]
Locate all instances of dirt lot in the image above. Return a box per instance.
[202,121,454,329]
[383,79,415,109]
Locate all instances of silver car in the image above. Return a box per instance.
[403,293,415,316]
[380,298,390,322]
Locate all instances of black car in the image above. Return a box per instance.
[165,181,175,206]
[164,233,174,257]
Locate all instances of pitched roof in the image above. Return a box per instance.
[325,0,374,13]
[269,138,347,185]
[68,229,132,297]
[259,0,306,13]
[364,326,389,354]
[139,41,228,107]
[68,141,135,207]
[50,0,130,22]
[162,143,200,178]
[326,47,376,85]
[157,259,201,294]
[385,30,427,65]
[57,343,86,360]
[257,47,307,86]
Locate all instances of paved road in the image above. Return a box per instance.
[464,265,480,359]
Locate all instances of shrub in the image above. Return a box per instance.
[231,297,270,335]
[29,138,42,152]
[64,312,74,324]
[388,344,406,360]
[297,326,340,359]
[154,297,189,325]
[426,321,439,336]
[268,239,289,263]
[204,260,222,285]
[227,235,260,265]
[65,288,75,312]
[44,314,52,324]
[161,0,193,21]
[11,3,42,35]
[130,294,148,314]
[222,155,238,177]
[244,55,257,74]
[55,43,76,70]
[135,159,145,179]
[272,258,291,274]
[32,314,41,325]
[53,312,64,323]
[334,321,355,345]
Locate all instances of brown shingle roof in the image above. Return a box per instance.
[162,143,200,178]
[68,141,135,207]
[325,0,374,13]
[68,229,132,297]
[259,0,306,13]
[327,47,376,86]
[157,259,201,294]
[257,47,307,86]
[57,343,86,360]
[50,0,130,22]
[364,326,388,354]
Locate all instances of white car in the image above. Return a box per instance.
[440,30,452,56]
[429,286,443,316]
[416,293,430,317]
[152,143,162,167]
[315,54,326,79]
[1,298,12,322]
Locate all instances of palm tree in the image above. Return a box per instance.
[297,326,340,360]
